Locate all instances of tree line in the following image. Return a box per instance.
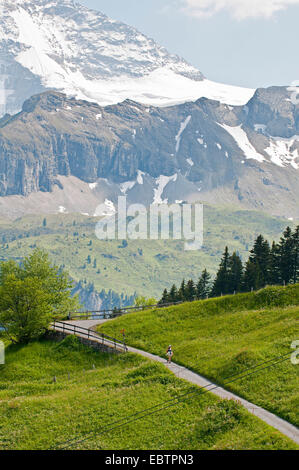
[159,225,299,304]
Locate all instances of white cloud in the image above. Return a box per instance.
[181,0,299,20]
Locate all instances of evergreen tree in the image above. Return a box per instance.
[169,284,178,303]
[292,226,299,284]
[212,247,230,297]
[278,227,295,285]
[268,241,280,285]
[185,279,196,301]
[178,279,186,301]
[196,269,211,299]
[242,259,259,292]
[242,235,271,290]
[228,252,243,293]
[159,288,169,305]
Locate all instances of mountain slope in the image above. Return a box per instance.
[1,337,296,450]
[99,284,299,427]
[0,0,254,116]
[0,87,298,218]
[0,208,292,299]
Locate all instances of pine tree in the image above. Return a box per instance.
[178,279,186,301]
[278,227,295,285]
[268,241,280,285]
[169,284,178,303]
[212,247,230,297]
[228,252,243,293]
[185,279,196,301]
[196,269,211,299]
[159,288,169,305]
[246,235,271,289]
[242,259,261,292]
[292,226,299,284]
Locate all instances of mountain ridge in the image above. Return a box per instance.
[0,87,298,219]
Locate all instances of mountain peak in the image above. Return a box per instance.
[0,0,254,117]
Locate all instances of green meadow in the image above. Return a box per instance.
[99,285,299,427]
[0,335,297,450]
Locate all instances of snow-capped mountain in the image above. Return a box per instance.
[0,0,254,116]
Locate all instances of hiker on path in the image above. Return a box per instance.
[166,345,173,364]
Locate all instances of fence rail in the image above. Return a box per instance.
[52,320,128,352]
[69,301,184,320]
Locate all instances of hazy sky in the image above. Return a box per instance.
[80,0,299,89]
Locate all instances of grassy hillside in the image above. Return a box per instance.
[99,285,299,427]
[0,335,297,450]
[0,205,293,298]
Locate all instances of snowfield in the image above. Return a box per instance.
[1,0,255,115]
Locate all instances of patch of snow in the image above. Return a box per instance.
[94,199,116,217]
[187,158,194,166]
[120,180,136,194]
[89,182,98,190]
[137,170,145,185]
[264,136,299,169]
[197,137,204,145]
[153,174,178,204]
[96,113,102,120]
[220,124,265,163]
[175,115,191,153]
[58,205,67,213]
[216,143,222,150]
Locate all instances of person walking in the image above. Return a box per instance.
[166,345,173,364]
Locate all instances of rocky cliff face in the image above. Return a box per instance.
[0,87,298,219]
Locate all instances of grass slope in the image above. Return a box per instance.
[0,205,293,298]
[99,285,299,427]
[0,336,297,450]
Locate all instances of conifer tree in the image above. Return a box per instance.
[212,247,230,297]
[178,279,186,301]
[169,284,178,303]
[242,259,259,292]
[196,269,211,299]
[228,252,243,293]
[159,288,169,305]
[268,241,280,285]
[278,227,295,285]
[292,226,299,284]
[185,279,196,301]
[243,235,270,289]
